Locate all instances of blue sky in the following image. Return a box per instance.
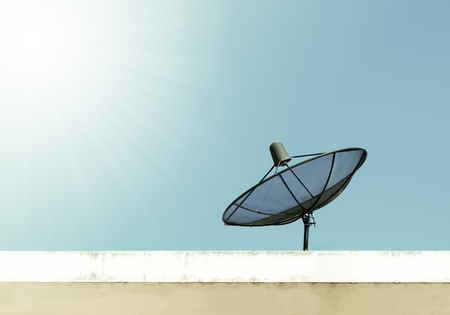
[0,0,449,250]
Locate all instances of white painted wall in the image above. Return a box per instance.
[0,251,449,283]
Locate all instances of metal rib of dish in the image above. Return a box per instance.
[222,148,367,226]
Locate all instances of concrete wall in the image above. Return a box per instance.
[1,252,449,314]
[2,251,450,282]
[1,282,449,315]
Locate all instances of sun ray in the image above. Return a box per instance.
[0,0,228,248]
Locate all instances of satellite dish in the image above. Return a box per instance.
[222,142,367,251]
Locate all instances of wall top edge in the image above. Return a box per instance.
[1,251,449,283]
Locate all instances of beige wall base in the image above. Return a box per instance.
[1,282,449,315]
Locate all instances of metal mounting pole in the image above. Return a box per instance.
[302,213,315,251]
[302,215,310,251]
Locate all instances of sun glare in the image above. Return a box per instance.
[6,13,56,64]
[0,3,77,89]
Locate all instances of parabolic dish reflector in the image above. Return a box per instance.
[222,148,367,227]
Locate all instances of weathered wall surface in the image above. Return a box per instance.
[1,252,450,314]
[1,251,450,282]
[1,282,449,315]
